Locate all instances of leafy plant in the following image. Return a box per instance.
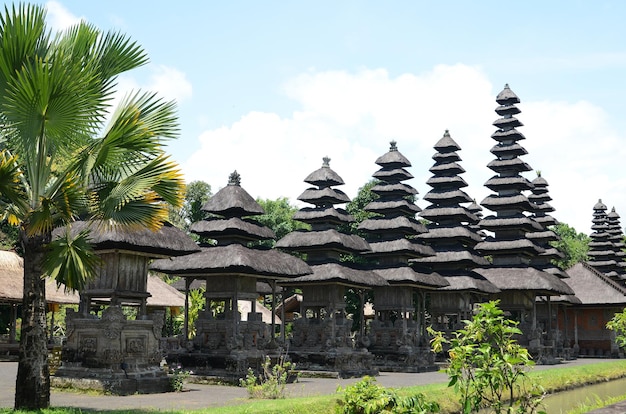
[606,308,626,348]
[429,300,545,414]
[240,355,295,399]
[336,376,439,414]
[169,364,191,392]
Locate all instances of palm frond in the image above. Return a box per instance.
[0,3,50,97]
[0,149,29,216]
[43,226,101,292]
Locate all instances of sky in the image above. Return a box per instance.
[20,1,626,234]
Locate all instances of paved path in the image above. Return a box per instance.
[0,359,622,411]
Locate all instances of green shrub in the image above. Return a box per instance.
[169,364,191,392]
[337,376,439,414]
[240,355,295,399]
[429,300,545,414]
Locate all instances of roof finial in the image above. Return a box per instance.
[228,170,241,186]
[322,156,330,167]
[389,140,398,151]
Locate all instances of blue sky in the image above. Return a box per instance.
[25,1,626,234]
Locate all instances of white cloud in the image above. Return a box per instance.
[45,1,82,32]
[184,64,625,235]
[145,65,193,104]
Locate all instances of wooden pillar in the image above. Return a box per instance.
[281,290,286,342]
[184,277,190,342]
[359,289,365,338]
[9,304,17,343]
[270,280,277,340]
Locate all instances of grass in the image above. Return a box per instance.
[4,360,626,414]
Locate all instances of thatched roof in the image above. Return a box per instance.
[418,226,483,243]
[202,172,265,217]
[190,217,275,240]
[146,274,185,307]
[373,168,413,181]
[374,267,448,288]
[414,250,489,267]
[276,229,370,253]
[562,262,626,305]
[53,221,200,258]
[293,207,354,224]
[0,251,78,304]
[370,182,418,196]
[375,141,411,168]
[474,267,574,295]
[436,271,501,294]
[366,239,435,257]
[358,216,427,234]
[297,187,350,205]
[150,244,311,279]
[0,251,184,307]
[282,263,388,288]
[304,158,345,187]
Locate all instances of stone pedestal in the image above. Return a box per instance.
[54,306,170,394]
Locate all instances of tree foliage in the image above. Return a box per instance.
[429,301,545,414]
[255,197,309,247]
[606,308,626,349]
[342,179,380,235]
[169,180,212,232]
[550,223,590,269]
[0,4,183,409]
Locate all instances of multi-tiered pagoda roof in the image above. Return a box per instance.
[415,130,495,293]
[587,199,619,279]
[474,84,572,296]
[527,173,568,279]
[151,171,311,278]
[358,141,447,288]
[276,157,386,287]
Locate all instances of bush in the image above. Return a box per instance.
[240,355,295,399]
[337,376,440,414]
[429,300,545,414]
[169,364,191,392]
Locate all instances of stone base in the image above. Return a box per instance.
[370,347,438,372]
[54,364,171,395]
[289,348,378,378]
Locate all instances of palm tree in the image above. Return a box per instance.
[0,4,185,409]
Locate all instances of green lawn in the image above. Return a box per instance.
[6,360,626,414]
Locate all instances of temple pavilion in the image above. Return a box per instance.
[150,171,311,377]
[276,157,386,377]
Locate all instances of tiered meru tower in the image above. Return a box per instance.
[587,200,618,279]
[150,171,311,377]
[474,84,573,363]
[276,157,385,377]
[415,131,496,336]
[358,141,448,372]
[588,201,626,283]
[607,207,626,281]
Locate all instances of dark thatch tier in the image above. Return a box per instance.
[150,244,311,278]
[475,267,574,295]
[54,220,200,258]
[201,171,265,217]
[281,262,388,288]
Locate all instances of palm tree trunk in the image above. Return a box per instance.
[15,230,50,409]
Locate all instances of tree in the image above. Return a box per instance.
[429,301,545,414]
[168,180,212,232]
[0,4,183,409]
[255,197,309,247]
[551,223,590,269]
[341,179,380,235]
[606,308,626,349]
